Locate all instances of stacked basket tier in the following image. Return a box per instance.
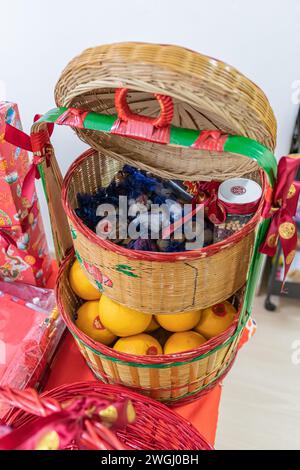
[56,250,246,405]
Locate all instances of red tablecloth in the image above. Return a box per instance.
[44,266,221,446]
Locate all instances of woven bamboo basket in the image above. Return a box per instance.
[34,42,276,314]
[56,249,244,405]
[22,42,280,405]
[1,382,213,450]
[55,42,277,169]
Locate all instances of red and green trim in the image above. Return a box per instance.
[37,107,277,185]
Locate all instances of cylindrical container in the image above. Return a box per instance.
[214,178,262,242]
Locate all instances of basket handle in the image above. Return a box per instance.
[111,88,174,141]
[115,88,174,127]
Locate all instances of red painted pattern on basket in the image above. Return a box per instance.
[82,259,113,288]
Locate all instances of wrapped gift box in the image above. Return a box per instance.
[0,279,65,419]
[0,102,52,286]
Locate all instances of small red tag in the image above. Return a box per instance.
[146,346,158,355]
[93,316,105,330]
[212,304,227,317]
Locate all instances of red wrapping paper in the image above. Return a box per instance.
[0,102,52,286]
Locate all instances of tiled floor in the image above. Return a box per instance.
[216,294,300,450]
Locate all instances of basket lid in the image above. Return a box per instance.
[55,42,277,181]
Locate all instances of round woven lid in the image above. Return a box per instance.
[55,42,277,181]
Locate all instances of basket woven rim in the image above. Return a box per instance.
[56,249,245,366]
[62,148,265,263]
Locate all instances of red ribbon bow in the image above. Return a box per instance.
[260,155,300,286]
[4,108,89,204]
[0,390,134,450]
[183,181,226,223]
[4,116,54,205]
[184,180,262,225]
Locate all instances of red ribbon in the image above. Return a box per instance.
[260,155,300,286]
[184,181,226,223]
[0,394,133,450]
[206,192,227,224]
[21,155,44,205]
[208,196,260,224]
[4,115,54,152]
[184,180,261,225]
[4,123,33,152]
[218,199,260,216]
[2,114,52,268]
[4,117,54,205]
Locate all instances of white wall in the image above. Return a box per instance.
[1,0,300,251]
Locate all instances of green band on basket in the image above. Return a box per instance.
[241,218,272,326]
[224,136,277,185]
[37,163,48,203]
[37,108,277,185]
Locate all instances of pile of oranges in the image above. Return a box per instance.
[69,260,237,356]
